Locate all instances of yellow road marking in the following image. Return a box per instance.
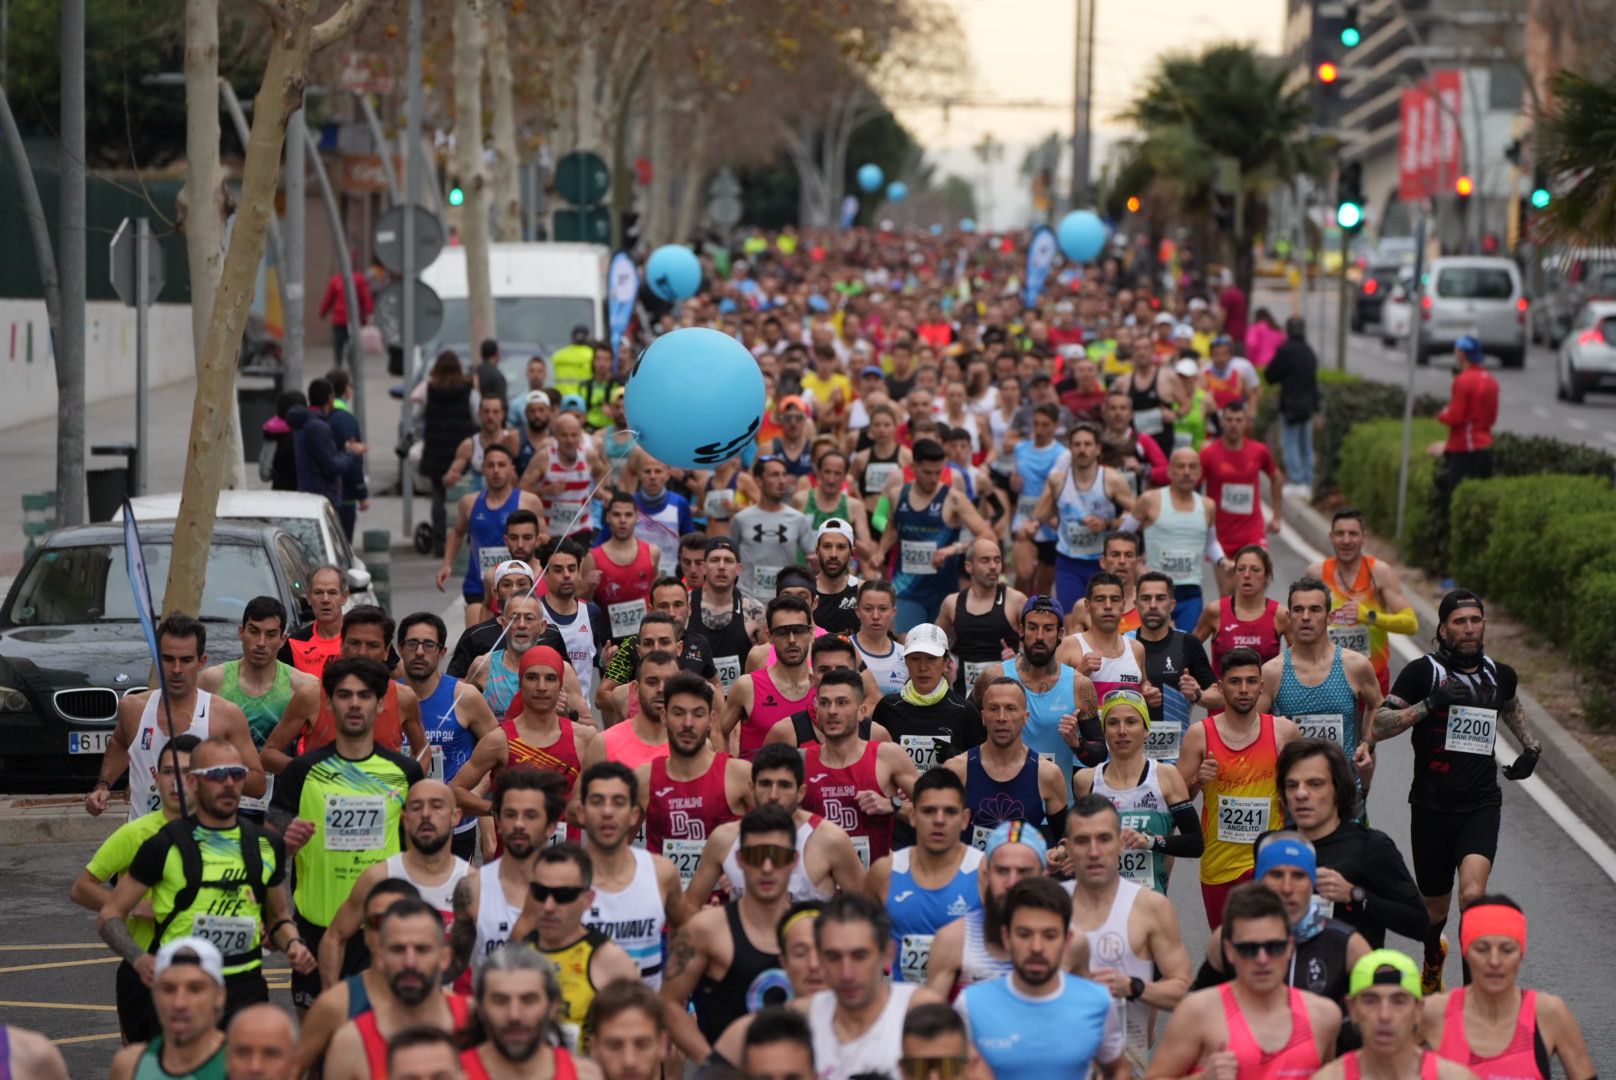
[0,1000,117,1012]
[0,944,106,952]
[52,1032,121,1046]
[0,957,119,974]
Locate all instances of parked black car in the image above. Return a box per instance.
[0,521,315,790]
[1351,263,1405,332]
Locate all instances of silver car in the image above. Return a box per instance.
[1416,257,1528,368]
[1557,300,1616,404]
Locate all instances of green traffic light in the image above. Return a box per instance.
[1340,26,1361,47]
[448,186,465,207]
[1337,202,1363,229]
[1531,188,1552,210]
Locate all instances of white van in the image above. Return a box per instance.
[418,242,610,383]
[1416,256,1528,368]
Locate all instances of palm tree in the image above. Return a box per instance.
[1534,67,1616,247]
[1118,43,1320,296]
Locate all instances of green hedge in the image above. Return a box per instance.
[1334,417,1446,556]
[1573,569,1616,726]
[1492,431,1616,480]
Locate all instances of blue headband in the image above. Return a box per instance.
[982,820,1049,867]
[1255,837,1317,885]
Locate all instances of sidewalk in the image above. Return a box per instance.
[0,348,429,582]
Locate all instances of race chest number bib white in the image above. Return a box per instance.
[850,835,871,868]
[663,838,705,885]
[900,541,937,575]
[1328,623,1371,655]
[478,545,512,573]
[1216,795,1270,845]
[900,734,949,770]
[1219,483,1255,516]
[1445,705,1497,755]
[427,744,446,782]
[239,774,275,814]
[962,660,994,697]
[607,599,646,640]
[704,489,735,518]
[1295,713,1345,747]
[714,655,741,689]
[190,914,256,955]
[970,824,993,852]
[1060,519,1100,554]
[865,462,898,494]
[1119,849,1154,887]
[1158,548,1200,578]
[1014,495,1039,522]
[1134,407,1164,435]
[324,794,387,851]
[899,933,934,983]
[1143,722,1181,761]
[754,565,781,594]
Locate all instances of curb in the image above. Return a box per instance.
[1286,496,1616,851]
[0,802,123,847]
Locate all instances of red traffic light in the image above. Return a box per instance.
[1455,175,1474,197]
[1317,62,1339,84]
[1126,196,1141,213]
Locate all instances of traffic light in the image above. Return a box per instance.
[448,182,465,207]
[1455,175,1475,198]
[1317,61,1339,84]
[1336,161,1364,233]
[1530,167,1552,209]
[1340,3,1361,47]
[1126,196,1141,214]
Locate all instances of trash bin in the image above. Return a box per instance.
[87,443,138,522]
[238,366,284,464]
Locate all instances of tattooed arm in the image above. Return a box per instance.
[1369,695,1426,745]
[1499,698,1539,751]
[445,875,479,985]
[659,915,717,1061]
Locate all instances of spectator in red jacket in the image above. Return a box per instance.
[318,263,375,367]
[1435,334,1499,470]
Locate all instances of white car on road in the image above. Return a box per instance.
[1558,300,1616,404]
[117,491,377,607]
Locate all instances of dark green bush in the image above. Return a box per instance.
[1572,569,1616,727]
[1314,378,1444,495]
[1334,417,1446,558]
[1448,478,1539,594]
[1493,431,1616,480]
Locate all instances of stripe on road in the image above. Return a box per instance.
[1276,519,1616,888]
[0,1000,117,1011]
[1567,417,1590,431]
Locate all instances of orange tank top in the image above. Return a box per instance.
[1321,556,1390,689]
[1199,713,1283,884]
[308,681,405,752]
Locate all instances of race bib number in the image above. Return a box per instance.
[900,734,949,771]
[900,541,937,575]
[899,933,934,984]
[1060,519,1100,556]
[704,489,736,519]
[239,774,274,815]
[1119,849,1154,887]
[1143,722,1181,761]
[1134,407,1164,436]
[865,462,899,495]
[1219,483,1255,516]
[324,794,387,851]
[608,599,647,640]
[970,824,993,852]
[1328,623,1371,655]
[547,823,572,848]
[191,914,257,956]
[1216,795,1271,845]
[1014,495,1039,523]
[754,565,781,594]
[1295,713,1345,747]
[664,838,706,885]
[850,835,871,868]
[1444,705,1497,755]
[1158,548,1200,579]
[962,660,995,698]
[427,744,446,782]
[714,655,742,689]
[478,545,512,573]
[1311,895,1335,922]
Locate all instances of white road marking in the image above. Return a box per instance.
[1531,405,1552,420]
[1276,519,1616,886]
[1567,417,1590,431]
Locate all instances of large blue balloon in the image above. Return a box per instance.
[625,328,764,470]
[886,181,909,203]
[857,163,884,193]
[1057,210,1108,263]
[959,217,977,233]
[645,244,702,302]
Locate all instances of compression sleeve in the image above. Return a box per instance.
[1119,513,1142,534]
[1042,807,1069,848]
[1160,802,1204,857]
[1072,714,1107,767]
[1372,606,1418,635]
[872,496,891,534]
[1205,530,1225,561]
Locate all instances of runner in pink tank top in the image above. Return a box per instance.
[738,664,813,760]
[1219,984,1322,1079]
[1437,989,1548,1080]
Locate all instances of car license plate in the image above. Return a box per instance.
[68,730,112,754]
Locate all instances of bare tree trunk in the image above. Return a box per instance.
[183,0,245,490]
[670,108,708,243]
[572,39,601,152]
[642,46,671,246]
[0,86,63,399]
[485,0,522,242]
[453,0,494,344]
[161,0,374,617]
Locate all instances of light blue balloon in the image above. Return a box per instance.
[929,223,943,235]
[959,217,976,233]
[625,327,764,470]
[645,244,702,302]
[886,181,909,203]
[857,163,884,193]
[1056,210,1108,263]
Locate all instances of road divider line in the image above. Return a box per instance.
[1568,418,1590,431]
[0,944,106,951]
[0,1000,117,1011]
[0,956,118,974]
[1276,519,1616,887]
[51,1032,121,1046]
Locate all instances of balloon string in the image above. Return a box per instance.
[435,430,644,726]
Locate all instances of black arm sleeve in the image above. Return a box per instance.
[1185,637,1217,690]
[1362,830,1430,941]
[1159,802,1205,857]
[1190,955,1230,992]
[1072,714,1107,767]
[1042,807,1069,848]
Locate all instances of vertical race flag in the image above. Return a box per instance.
[607,250,639,375]
[1023,225,1058,309]
[122,500,187,815]
[840,195,861,230]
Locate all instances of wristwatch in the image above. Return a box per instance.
[1126,976,1146,1001]
[1150,834,1167,853]
[1350,886,1367,907]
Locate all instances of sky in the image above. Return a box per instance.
[891,0,1286,229]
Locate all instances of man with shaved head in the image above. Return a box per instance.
[226,1003,298,1080]
[1122,446,1226,631]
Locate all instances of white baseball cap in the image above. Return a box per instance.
[156,937,225,986]
[1187,297,1210,312]
[903,623,950,658]
[1174,358,1201,378]
[816,518,855,545]
[494,560,534,587]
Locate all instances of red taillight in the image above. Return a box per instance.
[1580,328,1603,347]
[1421,295,1433,321]
[1517,297,1529,311]
[1363,279,1379,295]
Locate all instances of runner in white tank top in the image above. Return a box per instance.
[582,846,666,987]
[126,690,214,820]
[545,599,601,700]
[545,452,594,535]
[721,817,829,901]
[958,908,1013,987]
[1071,631,1143,694]
[807,981,918,1080]
[472,859,526,964]
[854,635,908,696]
[1079,878,1155,1068]
[383,851,471,926]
